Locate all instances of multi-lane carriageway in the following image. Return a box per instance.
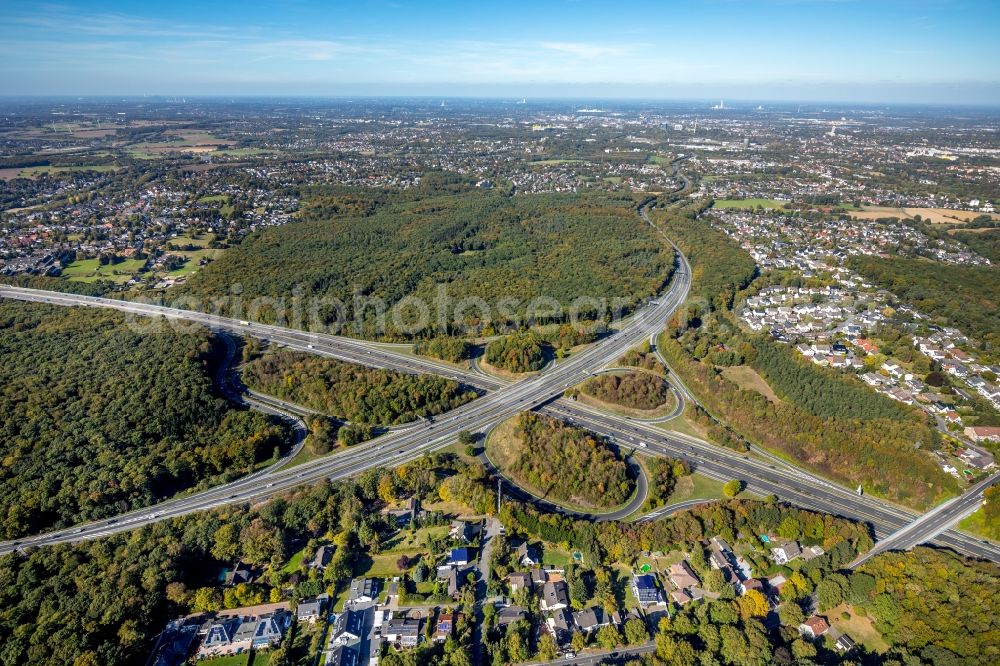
[1,259,998,564]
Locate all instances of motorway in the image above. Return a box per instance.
[848,469,1000,568]
[1,204,999,564]
[0,222,693,554]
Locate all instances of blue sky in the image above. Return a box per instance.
[2,1,999,103]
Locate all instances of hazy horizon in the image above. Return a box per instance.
[2,1,999,105]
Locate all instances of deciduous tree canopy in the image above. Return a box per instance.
[179,188,673,339]
[488,413,634,510]
[0,302,291,539]
[243,350,476,425]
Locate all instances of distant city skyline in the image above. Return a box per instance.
[2,0,999,104]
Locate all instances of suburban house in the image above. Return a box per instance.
[296,595,328,623]
[198,617,242,657]
[964,426,1000,442]
[508,572,532,593]
[771,541,802,565]
[235,611,291,650]
[668,561,701,590]
[799,615,830,639]
[449,520,478,542]
[573,607,613,633]
[835,634,857,653]
[738,578,765,595]
[631,574,665,607]
[222,560,256,586]
[433,611,455,642]
[196,604,292,658]
[517,542,540,567]
[448,547,471,567]
[331,608,368,647]
[496,605,528,628]
[956,443,997,469]
[437,565,466,598]
[348,577,378,604]
[539,580,570,611]
[671,589,693,606]
[544,608,574,646]
[384,616,421,648]
[325,645,358,666]
[311,544,335,570]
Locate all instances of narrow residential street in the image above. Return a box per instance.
[472,517,502,665]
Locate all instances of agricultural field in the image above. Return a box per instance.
[61,257,147,283]
[850,206,1000,224]
[0,164,119,181]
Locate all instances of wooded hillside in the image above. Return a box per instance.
[847,254,1000,354]
[178,188,672,339]
[0,301,290,538]
[243,350,476,425]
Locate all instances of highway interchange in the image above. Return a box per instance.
[1,203,999,566]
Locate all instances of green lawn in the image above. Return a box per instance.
[198,195,229,203]
[666,473,727,504]
[541,543,575,568]
[198,652,252,666]
[712,198,786,210]
[282,545,310,574]
[357,552,421,578]
[382,525,449,553]
[958,507,998,542]
[62,257,147,283]
[828,604,890,654]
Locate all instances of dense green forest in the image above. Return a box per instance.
[178,187,672,339]
[580,371,671,410]
[0,301,291,539]
[847,255,1000,353]
[954,228,1000,262]
[489,413,634,510]
[750,339,913,420]
[533,320,608,350]
[0,273,115,296]
[413,336,475,362]
[852,548,1000,665]
[651,208,954,508]
[483,331,548,373]
[618,339,668,374]
[243,351,477,425]
[649,208,758,310]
